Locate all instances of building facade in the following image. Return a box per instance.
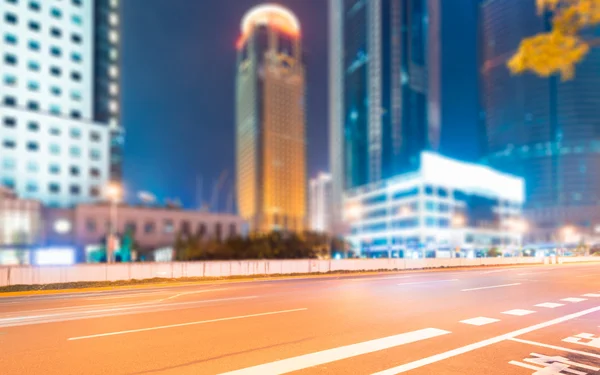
[481,0,600,244]
[344,152,525,258]
[236,4,306,233]
[309,172,332,233]
[329,0,442,233]
[0,0,122,207]
[0,186,41,263]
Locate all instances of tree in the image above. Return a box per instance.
[508,0,600,80]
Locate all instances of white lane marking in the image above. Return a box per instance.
[510,338,600,359]
[561,298,587,303]
[502,309,536,316]
[459,317,500,326]
[68,307,307,341]
[535,302,564,309]
[461,283,521,292]
[218,328,450,375]
[0,296,257,328]
[347,275,417,282]
[583,294,600,298]
[159,288,232,301]
[478,269,512,274]
[370,305,600,375]
[396,279,458,286]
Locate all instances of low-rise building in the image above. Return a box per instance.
[44,204,247,261]
[343,152,526,258]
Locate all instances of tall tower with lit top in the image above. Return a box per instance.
[236,4,306,233]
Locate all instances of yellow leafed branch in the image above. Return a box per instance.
[509,0,600,80]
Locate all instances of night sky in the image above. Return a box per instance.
[121,0,479,210]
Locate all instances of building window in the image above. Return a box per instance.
[49,127,60,136]
[50,104,60,115]
[50,86,61,96]
[72,0,82,6]
[3,74,16,86]
[125,222,136,234]
[5,13,18,25]
[49,143,60,155]
[70,110,81,119]
[3,117,16,128]
[71,52,81,63]
[86,219,96,233]
[27,101,39,111]
[144,222,155,234]
[70,166,80,176]
[28,21,40,31]
[27,141,39,151]
[70,185,80,195]
[90,168,100,178]
[70,128,81,139]
[49,164,60,175]
[50,66,61,77]
[50,7,62,19]
[28,1,40,11]
[163,220,174,233]
[3,96,16,106]
[2,158,16,170]
[71,71,81,82]
[71,33,82,44]
[28,60,40,71]
[50,27,61,38]
[2,178,15,189]
[4,33,17,45]
[70,90,81,101]
[109,30,119,43]
[49,183,60,194]
[90,186,100,197]
[27,161,38,172]
[26,181,38,193]
[215,223,223,241]
[229,223,237,237]
[109,13,119,26]
[90,149,101,161]
[91,132,101,142]
[27,121,39,131]
[28,40,40,51]
[27,80,39,91]
[70,146,81,157]
[71,15,82,25]
[4,53,17,65]
[50,46,61,57]
[3,139,16,149]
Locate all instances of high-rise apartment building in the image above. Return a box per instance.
[235,4,306,233]
[481,0,600,243]
[329,0,442,232]
[0,0,122,207]
[309,172,332,233]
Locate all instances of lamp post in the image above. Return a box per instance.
[105,182,122,263]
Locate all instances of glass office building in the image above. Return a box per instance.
[329,0,442,231]
[344,152,525,258]
[481,0,600,243]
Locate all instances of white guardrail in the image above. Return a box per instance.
[0,256,598,287]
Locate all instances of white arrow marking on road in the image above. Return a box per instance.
[218,328,451,375]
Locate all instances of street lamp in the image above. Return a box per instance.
[104,182,123,263]
[451,214,466,228]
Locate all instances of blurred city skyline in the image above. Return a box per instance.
[121,0,479,208]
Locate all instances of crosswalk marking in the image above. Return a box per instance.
[535,302,564,309]
[502,309,536,316]
[561,297,587,303]
[218,328,451,375]
[460,317,500,326]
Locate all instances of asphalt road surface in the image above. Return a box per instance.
[1,263,600,374]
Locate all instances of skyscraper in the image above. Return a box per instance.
[481,0,600,242]
[329,0,442,231]
[309,172,332,233]
[0,0,122,207]
[235,4,306,233]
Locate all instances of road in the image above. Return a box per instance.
[1,263,599,374]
